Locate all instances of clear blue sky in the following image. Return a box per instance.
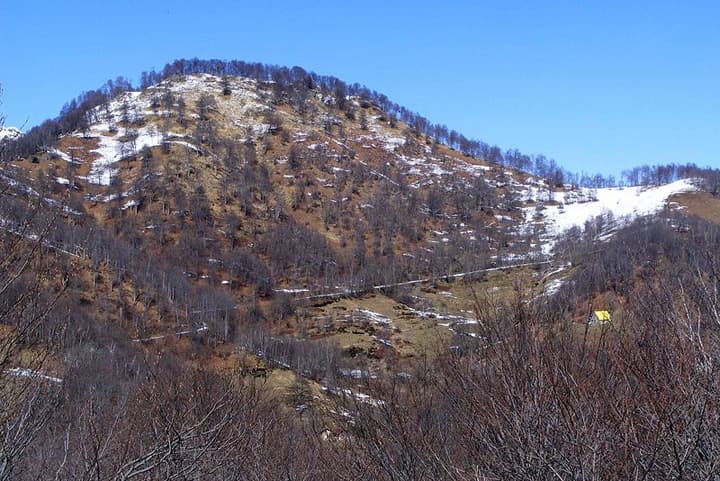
[2,0,719,176]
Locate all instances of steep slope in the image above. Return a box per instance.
[13,74,699,264]
[0,71,708,371]
[13,74,529,282]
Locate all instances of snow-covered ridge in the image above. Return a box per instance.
[0,126,22,141]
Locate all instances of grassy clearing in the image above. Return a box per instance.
[303,265,546,361]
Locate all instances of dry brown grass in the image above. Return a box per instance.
[671,191,720,225]
[305,267,540,361]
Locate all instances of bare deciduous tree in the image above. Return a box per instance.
[0,198,66,481]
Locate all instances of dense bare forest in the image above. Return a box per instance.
[5,210,720,480]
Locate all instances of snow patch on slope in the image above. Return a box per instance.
[6,368,62,384]
[0,126,22,141]
[153,73,267,118]
[530,179,699,254]
[47,74,266,186]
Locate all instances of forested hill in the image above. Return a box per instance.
[2,58,720,480]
